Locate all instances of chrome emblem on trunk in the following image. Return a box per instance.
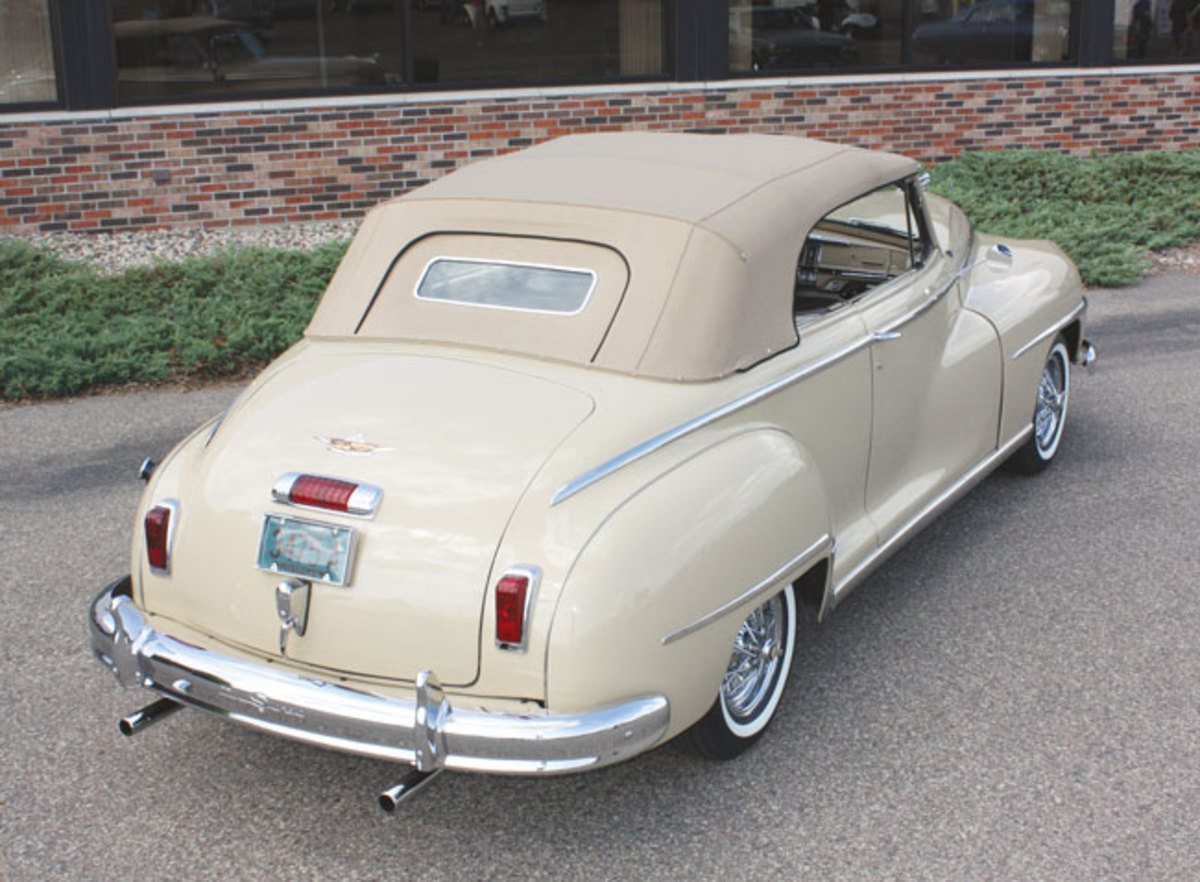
[315,433,395,456]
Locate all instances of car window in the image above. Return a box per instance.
[794,180,930,317]
[415,258,597,315]
[355,233,630,366]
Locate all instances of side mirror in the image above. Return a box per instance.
[986,242,1014,271]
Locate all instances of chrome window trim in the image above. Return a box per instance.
[414,256,598,316]
[661,534,832,646]
[271,472,382,519]
[1011,300,1087,361]
[550,334,874,506]
[495,565,542,653]
[146,498,180,577]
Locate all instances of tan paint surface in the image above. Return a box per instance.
[128,136,1084,747]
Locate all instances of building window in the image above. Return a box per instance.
[112,1,404,102]
[911,0,1074,64]
[110,1,666,103]
[412,0,667,85]
[729,1,903,71]
[1113,0,1200,60]
[0,0,58,105]
[728,1,1076,74]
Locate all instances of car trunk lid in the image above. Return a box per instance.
[142,348,593,686]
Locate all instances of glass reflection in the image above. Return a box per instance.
[1113,0,1200,60]
[1,0,57,104]
[409,0,666,85]
[912,0,1073,64]
[112,0,401,101]
[111,1,665,100]
[727,2,904,73]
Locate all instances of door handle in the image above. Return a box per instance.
[873,331,902,342]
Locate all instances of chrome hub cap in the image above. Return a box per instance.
[1034,352,1067,454]
[722,594,786,722]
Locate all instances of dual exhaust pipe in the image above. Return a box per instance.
[118,697,440,811]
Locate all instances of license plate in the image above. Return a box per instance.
[257,514,356,586]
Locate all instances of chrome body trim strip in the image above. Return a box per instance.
[829,426,1032,609]
[1012,300,1087,361]
[551,336,874,506]
[661,534,832,646]
[875,271,960,337]
[89,582,669,775]
[203,411,227,448]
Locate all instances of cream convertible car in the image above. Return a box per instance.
[90,133,1095,810]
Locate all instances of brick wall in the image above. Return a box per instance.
[1,69,1197,234]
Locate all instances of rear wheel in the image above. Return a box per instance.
[1007,335,1070,474]
[678,584,796,759]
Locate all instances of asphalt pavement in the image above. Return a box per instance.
[2,273,1198,880]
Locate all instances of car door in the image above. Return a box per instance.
[854,180,1003,543]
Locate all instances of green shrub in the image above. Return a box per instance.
[0,240,348,400]
[928,148,1200,287]
[3,148,1198,400]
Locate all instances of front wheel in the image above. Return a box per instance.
[678,584,796,759]
[1007,335,1070,474]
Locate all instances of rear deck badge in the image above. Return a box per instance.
[315,433,395,456]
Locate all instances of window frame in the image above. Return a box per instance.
[793,175,935,321]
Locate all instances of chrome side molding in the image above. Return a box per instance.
[1012,300,1088,361]
[552,335,874,506]
[827,425,1033,613]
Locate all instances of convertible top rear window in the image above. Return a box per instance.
[416,258,596,315]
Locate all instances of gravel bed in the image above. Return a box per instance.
[1148,242,1200,274]
[2,219,361,275]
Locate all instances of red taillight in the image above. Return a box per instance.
[272,473,382,517]
[289,475,357,512]
[144,504,173,574]
[495,572,533,649]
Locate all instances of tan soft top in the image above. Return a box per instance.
[307,133,918,380]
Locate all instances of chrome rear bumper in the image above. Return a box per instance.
[89,577,670,775]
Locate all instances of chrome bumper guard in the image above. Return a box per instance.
[89,578,670,775]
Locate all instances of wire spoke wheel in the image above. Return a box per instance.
[1034,351,1067,455]
[721,594,786,723]
[679,583,797,759]
[1006,335,1071,475]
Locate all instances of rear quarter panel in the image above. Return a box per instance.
[540,429,831,739]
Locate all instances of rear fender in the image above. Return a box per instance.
[545,429,832,739]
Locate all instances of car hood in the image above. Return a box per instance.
[140,346,594,686]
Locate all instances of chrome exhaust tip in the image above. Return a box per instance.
[119,697,182,736]
[379,768,442,813]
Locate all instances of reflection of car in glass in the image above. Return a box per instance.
[113,17,389,94]
[912,0,1065,62]
[730,4,859,69]
[89,134,1094,812]
[465,0,549,26]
